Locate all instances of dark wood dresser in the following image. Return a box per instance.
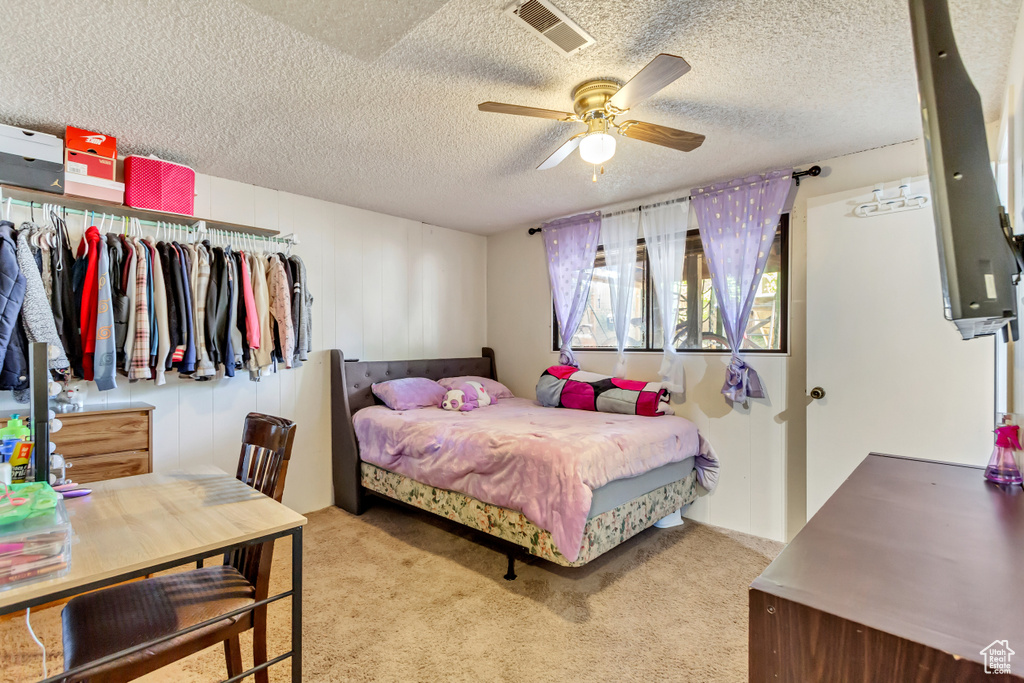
[51,402,154,483]
[750,454,1024,682]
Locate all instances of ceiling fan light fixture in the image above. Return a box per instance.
[579,132,616,165]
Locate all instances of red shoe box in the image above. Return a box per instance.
[65,126,116,158]
[64,149,116,181]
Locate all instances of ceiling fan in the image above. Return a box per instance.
[478,54,704,172]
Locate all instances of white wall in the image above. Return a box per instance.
[487,139,931,542]
[2,175,487,514]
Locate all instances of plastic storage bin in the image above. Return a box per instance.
[0,482,72,591]
[124,155,195,215]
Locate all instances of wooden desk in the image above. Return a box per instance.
[750,454,1024,682]
[0,468,307,681]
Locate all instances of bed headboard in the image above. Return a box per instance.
[330,348,497,514]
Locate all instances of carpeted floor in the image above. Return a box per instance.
[2,502,782,683]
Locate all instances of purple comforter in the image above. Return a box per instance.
[353,398,719,562]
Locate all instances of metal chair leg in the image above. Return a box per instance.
[504,552,517,581]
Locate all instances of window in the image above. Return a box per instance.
[554,214,788,353]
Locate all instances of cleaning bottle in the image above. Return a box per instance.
[9,440,34,484]
[985,419,1024,487]
[0,415,29,463]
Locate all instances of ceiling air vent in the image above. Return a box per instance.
[505,0,595,56]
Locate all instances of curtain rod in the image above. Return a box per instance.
[527,165,821,235]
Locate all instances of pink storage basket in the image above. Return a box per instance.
[124,155,195,215]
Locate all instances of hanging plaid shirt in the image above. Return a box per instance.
[129,237,151,380]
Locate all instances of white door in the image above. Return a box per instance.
[806,177,995,517]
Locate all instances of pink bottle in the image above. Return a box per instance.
[985,423,1023,486]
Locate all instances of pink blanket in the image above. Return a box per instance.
[353,398,719,562]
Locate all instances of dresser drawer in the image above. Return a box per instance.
[66,450,150,484]
[54,410,150,457]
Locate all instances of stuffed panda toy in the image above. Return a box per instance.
[440,381,492,412]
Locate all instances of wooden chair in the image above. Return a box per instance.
[61,413,296,683]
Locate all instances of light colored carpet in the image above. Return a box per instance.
[1,502,783,683]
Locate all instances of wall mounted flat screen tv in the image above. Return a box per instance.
[908,0,1021,340]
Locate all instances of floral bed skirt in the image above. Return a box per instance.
[360,462,700,567]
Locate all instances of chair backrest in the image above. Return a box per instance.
[226,413,296,597]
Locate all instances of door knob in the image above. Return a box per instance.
[810,387,826,400]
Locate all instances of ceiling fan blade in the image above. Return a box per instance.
[618,121,705,152]
[478,101,574,121]
[537,134,585,170]
[609,54,692,111]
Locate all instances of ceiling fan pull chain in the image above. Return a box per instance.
[592,165,597,182]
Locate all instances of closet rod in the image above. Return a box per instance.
[3,197,299,246]
[526,165,822,235]
[0,184,283,239]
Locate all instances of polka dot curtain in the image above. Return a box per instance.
[542,212,601,367]
[692,169,793,403]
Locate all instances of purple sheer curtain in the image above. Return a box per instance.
[542,212,601,367]
[692,169,793,402]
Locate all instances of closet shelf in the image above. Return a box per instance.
[0,184,280,238]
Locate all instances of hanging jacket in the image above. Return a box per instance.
[78,228,101,380]
[167,243,187,366]
[93,230,116,391]
[173,243,196,374]
[117,236,135,374]
[107,234,129,364]
[240,253,259,352]
[219,248,235,378]
[268,254,294,369]
[70,242,89,379]
[248,254,273,378]
[0,223,28,392]
[150,242,170,385]
[128,237,151,380]
[50,223,80,376]
[156,243,181,368]
[145,242,156,366]
[289,255,312,363]
[15,225,69,371]
[1,312,30,397]
[39,240,51,308]
[231,251,246,367]
[191,242,215,379]
[206,244,223,369]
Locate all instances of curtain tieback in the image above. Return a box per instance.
[723,354,765,402]
[558,345,579,368]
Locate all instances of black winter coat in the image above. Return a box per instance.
[0,223,28,390]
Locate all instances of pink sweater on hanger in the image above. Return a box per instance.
[239,252,259,349]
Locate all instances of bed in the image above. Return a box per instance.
[330,348,718,575]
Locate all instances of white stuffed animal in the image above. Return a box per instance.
[55,380,89,411]
[440,381,492,412]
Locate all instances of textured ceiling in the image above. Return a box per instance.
[0,0,1019,234]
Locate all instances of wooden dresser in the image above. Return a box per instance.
[750,454,1024,682]
[50,403,154,483]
